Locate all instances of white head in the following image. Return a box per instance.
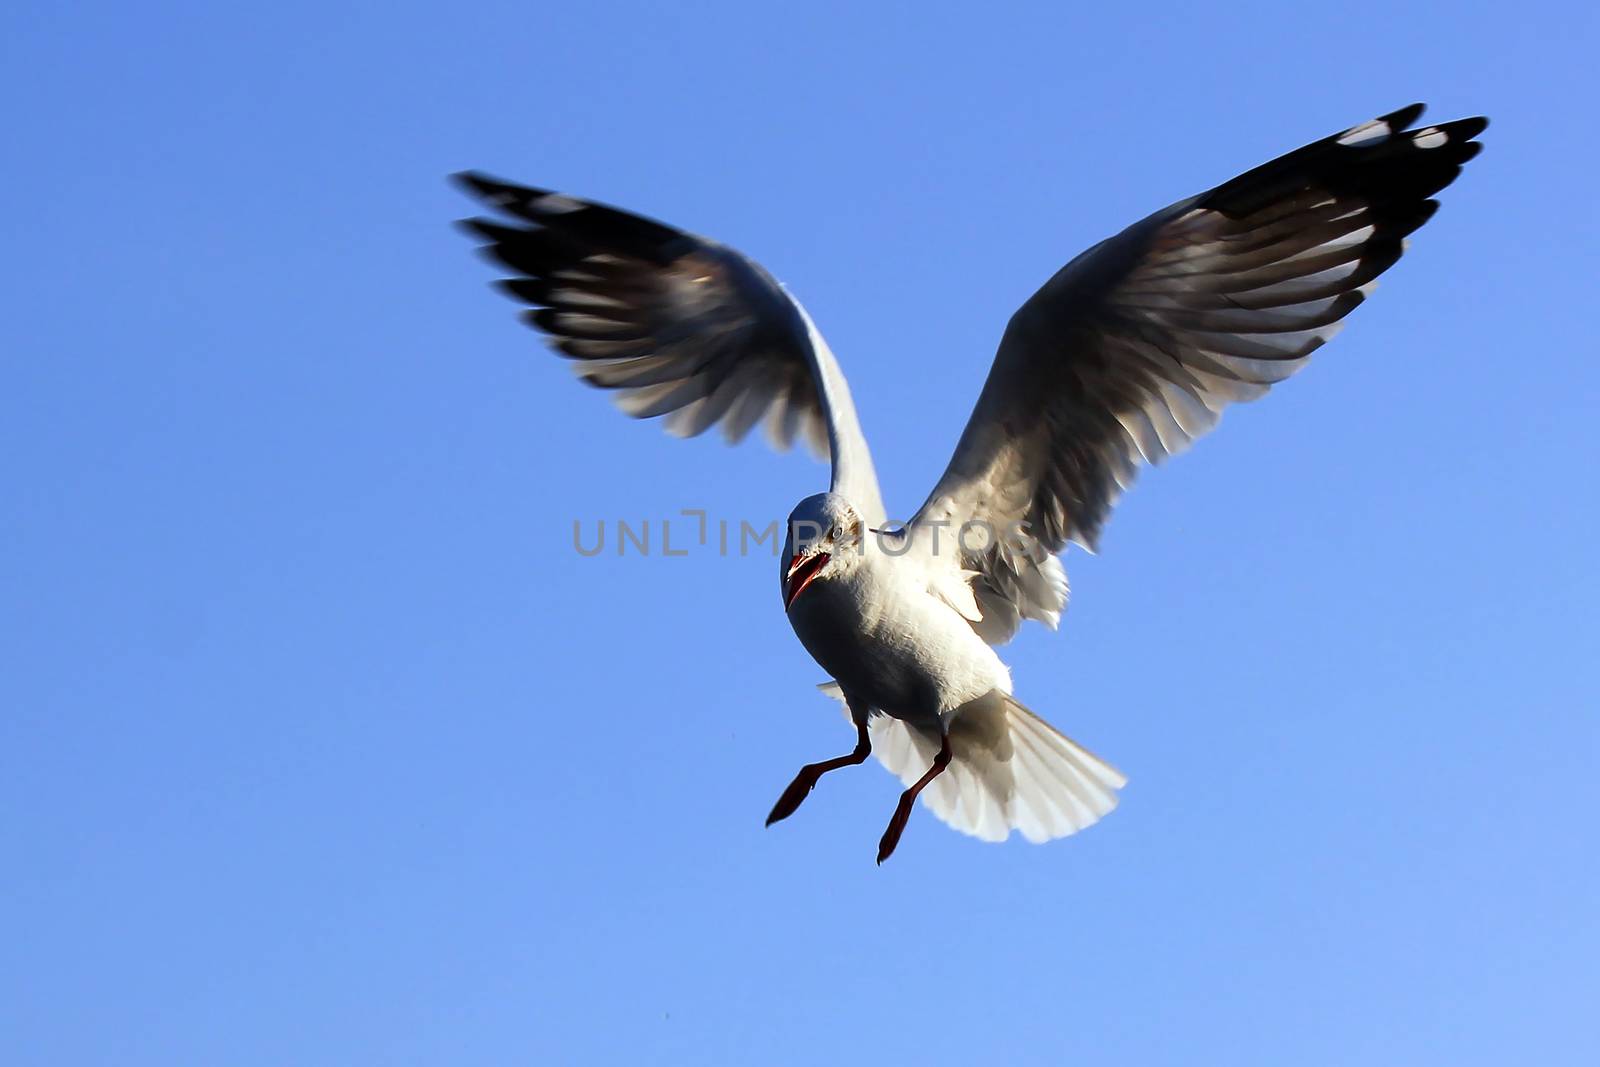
[780,492,866,612]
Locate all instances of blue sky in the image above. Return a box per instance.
[4,2,1597,1064]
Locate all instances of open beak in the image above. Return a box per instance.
[783,550,830,611]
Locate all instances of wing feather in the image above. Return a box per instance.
[455,174,885,523]
[912,105,1487,643]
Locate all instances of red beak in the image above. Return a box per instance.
[784,551,830,611]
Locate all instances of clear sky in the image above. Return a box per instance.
[3,2,1597,1064]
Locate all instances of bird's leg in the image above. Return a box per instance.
[876,732,953,865]
[765,716,871,827]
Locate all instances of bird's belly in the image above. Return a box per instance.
[785,577,1008,725]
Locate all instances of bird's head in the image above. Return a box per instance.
[781,493,865,612]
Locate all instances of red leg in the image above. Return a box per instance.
[765,716,872,827]
[876,732,953,864]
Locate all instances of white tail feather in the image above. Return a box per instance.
[817,683,1125,844]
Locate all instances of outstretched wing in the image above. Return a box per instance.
[454,173,885,524]
[911,104,1487,644]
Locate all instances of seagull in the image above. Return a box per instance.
[455,104,1486,862]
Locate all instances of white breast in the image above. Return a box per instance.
[785,537,1011,726]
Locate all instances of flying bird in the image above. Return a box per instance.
[454,104,1486,862]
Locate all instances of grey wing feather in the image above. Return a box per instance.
[913,104,1488,643]
[455,174,885,523]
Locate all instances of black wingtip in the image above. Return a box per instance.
[1381,102,1428,130]
[449,170,498,195]
[451,170,558,208]
[1378,105,1490,146]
